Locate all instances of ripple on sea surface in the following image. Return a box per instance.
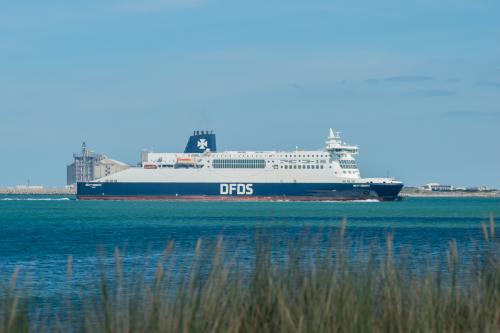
[0,196,498,298]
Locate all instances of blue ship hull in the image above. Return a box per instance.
[76,182,403,201]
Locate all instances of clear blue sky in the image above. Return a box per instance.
[1,0,499,188]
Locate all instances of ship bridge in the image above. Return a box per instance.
[325,128,359,156]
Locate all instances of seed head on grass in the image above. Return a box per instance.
[1,218,499,333]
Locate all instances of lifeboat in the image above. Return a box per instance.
[143,164,158,169]
[174,157,197,168]
[176,157,195,164]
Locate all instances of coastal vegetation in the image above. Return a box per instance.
[1,217,499,333]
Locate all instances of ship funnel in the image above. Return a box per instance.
[184,130,217,153]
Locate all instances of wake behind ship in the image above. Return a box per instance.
[77,129,403,201]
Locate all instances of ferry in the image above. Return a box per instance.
[77,129,403,201]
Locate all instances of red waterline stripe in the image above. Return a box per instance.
[76,195,384,202]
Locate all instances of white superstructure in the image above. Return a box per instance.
[97,129,394,185]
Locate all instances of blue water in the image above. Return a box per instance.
[0,195,499,300]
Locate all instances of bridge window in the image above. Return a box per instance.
[212,159,266,169]
[339,160,358,169]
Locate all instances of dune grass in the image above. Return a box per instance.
[1,216,499,333]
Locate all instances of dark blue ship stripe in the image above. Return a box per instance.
[77,182,403,201]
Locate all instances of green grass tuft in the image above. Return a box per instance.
[1,218,499,332]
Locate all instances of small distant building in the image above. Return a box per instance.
[67,143,129,185]
[465,186,490,192]
[422,183,454,192]
[4,185,45,194]
[14,185,44,191]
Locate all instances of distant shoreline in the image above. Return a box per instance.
[401,189,500,198]
[0,188,75,195]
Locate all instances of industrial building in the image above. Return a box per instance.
[93,158,130,180]
[67,143,129,185]
[421,183,454,192]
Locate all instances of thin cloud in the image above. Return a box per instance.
[1,110,29,121]
[289,83,303,90]
[477,80,500,88]
[118,0,205,12]
[446,77,460,83]
[401,89,453,98]
[384,75,434,83]
[416,89,454,97]
[444,111,500,118]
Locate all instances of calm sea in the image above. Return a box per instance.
[0,195,499,300]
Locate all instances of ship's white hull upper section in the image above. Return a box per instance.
[97,148,397,185]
